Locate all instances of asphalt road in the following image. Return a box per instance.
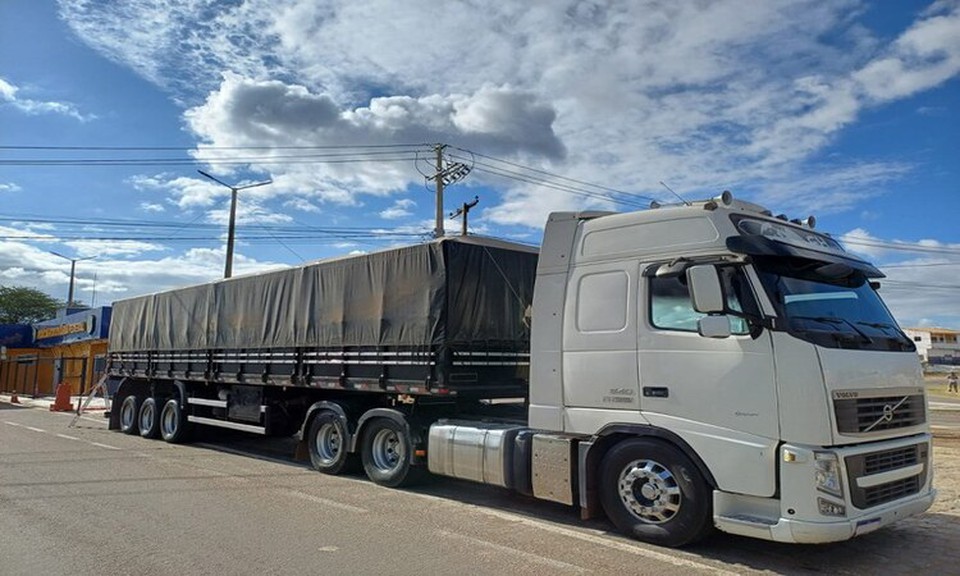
[1,403,958,576]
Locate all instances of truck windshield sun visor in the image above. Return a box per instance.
[726,235,884,279]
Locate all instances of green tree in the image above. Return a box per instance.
[0,286,62,324]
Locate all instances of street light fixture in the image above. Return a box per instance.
[197,170,273,279]
[49,251,95,307]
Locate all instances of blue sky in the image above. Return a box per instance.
[0,0,958,328]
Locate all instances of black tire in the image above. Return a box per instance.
[138,397,161,439]
[118,394,142,435]
[360,418,421,488]
[599,438,713,547]
[159,398,190,444]
[307,411,358,475]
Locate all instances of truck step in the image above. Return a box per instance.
[187,415,267,435]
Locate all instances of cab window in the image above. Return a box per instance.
[649,266,754,334]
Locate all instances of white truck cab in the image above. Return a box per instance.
[528,192,934,545]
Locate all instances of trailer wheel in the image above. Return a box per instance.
[119,394,142,435]
[360,418,419,488]
[307,411,357,475]
[159,398,189,444]
[599,438,712,547]
[138,397,161,439]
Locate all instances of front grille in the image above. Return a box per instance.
[864,445,919,475]
[863,477,921,508]
[834,394,925,434]
[845,443,927,509]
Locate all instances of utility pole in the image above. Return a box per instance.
[428,143,472,239]
[198,170,273,279]
[49,251,95,307]
[434,144,446,239]
[450,196,480,236]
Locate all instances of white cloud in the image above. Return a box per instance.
[0,182,22,193]
[139,202,166,213]
[0,76,94,122]
[58,1,960,230]
[0,233,287,306]
[63,239,166,258]
[840,228,889,259]
[853,2,960,102]
[379,198,416,220]
[838,228,960,326]
[41,1,960,324]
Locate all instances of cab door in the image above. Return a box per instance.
[638,264,779,496]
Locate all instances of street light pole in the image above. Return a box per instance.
[49,251,95,307]
[197,170,273,279]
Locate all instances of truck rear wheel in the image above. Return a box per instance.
[360,418,419,488]
[599,438,712,547]
[159,398,190,444]
[119,395,142,435]
[138,397,161,439]
[307,411,356,475]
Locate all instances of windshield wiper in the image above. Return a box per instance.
[857,321,912,348]
[857,320,898,333]
[791,315,874,344]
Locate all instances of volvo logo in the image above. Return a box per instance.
[863,396,909,433]
[881,404,895,423]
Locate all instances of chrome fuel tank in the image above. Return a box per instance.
[427,421,525,488]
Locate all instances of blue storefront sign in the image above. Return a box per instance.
[32,307,112,347]
[0,324,33,348]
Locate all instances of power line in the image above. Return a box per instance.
[0,143,428,151]
[447,149,653,209]
[0,155,423,168]
[451,147,659,203]
[842,238,960,256]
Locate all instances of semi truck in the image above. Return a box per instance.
[105,192,935,547]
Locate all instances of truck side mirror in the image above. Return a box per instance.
[686,265,725,313]
[698,315,732,338]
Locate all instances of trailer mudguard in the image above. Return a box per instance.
[354,408,424,463]
[299,401,356,444]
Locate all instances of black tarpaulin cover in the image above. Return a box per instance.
[109,237,538,352]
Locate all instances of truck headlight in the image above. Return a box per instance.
[814,452,844,498]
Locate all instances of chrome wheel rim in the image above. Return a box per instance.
[370,428,403,472]
[139,402,154,432]
[315,421,343,464]
[120,397,136,429]
[617,459,681,524]
[160,403,178,437]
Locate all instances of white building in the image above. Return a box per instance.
[903,327,960,365]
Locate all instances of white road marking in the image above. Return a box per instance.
[317,546,338,553]
[89,442,121,450]
[4,421,23,427]
[281,489,368,514]
[400,490,738,575]
[55,434,81,441]
[24,426,46,433]
[436,529,590,574]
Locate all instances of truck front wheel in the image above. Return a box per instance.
[360,418,419,488]
[599,438,712,547]
[307,411,357,475]
[119,395,142,435]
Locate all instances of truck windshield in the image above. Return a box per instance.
[753,257,915,352]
